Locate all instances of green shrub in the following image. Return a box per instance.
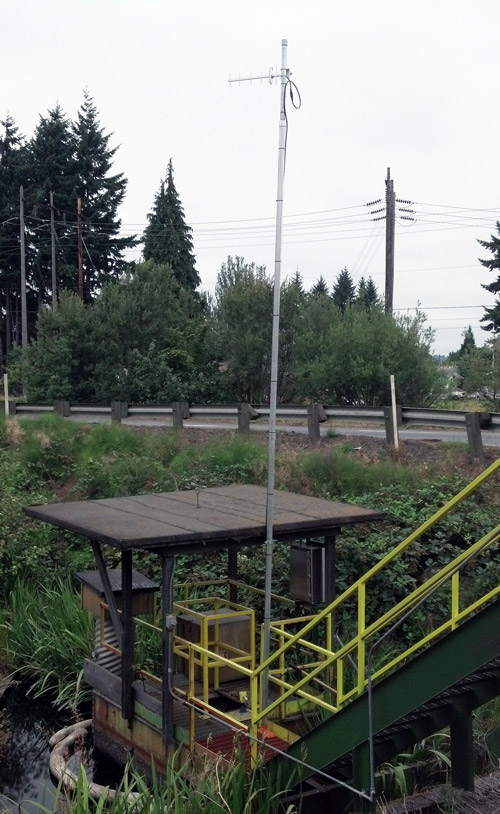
[77,422,145,463]
[75,454,168,499]
[15,414,84,482]
[169,434,266,488]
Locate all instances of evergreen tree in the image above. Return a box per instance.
[73,91,134,301]
[459,325,476,356]
[310,275,329,297]
[479,222,500,331]
[0,116,27,358]
[26,105,78,300]
[356,276,381,311]
[332,267,355,312]
[143,159,199,291]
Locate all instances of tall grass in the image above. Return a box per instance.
[291,446,422,498]
[45,751,297,814]
[0,578,94,710]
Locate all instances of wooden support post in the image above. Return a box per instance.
[53,400,71,417]
[172,401,190,430]
[307,402,327,443]
[237,402,259,432]
[111,401,128,423]
[162,554,176,745]
[465,412,484,464]
[121,550,134,723]
[450,707,474,791]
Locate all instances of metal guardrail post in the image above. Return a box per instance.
[172,401,190,430]
[53,400,70,417]
[465,412,484,463]
[237,403,260,432]
[307,402,327,443]
[383,404,402,448]
[111,402,129,424]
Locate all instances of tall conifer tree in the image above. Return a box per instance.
[27,105,78,299]
[143,159,199,291]
[479,222,500,332]
[73,91,134,301]
[0,116,27,355]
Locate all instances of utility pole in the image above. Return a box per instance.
[385,168,395,315]
[230,40,298,705]
[50,191,57,308]
[19,186,28,347]
[366,171,414,315]
[77,197,83,300]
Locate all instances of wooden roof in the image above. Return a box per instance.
[25,484,384,554]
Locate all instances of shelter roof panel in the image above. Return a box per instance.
[25,484,383,552]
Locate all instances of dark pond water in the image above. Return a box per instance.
[0,685,70,813]
[0,685,123,813]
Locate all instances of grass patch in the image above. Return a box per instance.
[291,445,422,498]
[43,748,298,814]
[0,578,94,711]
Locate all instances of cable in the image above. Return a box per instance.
[283,75,301,174]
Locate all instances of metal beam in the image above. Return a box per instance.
[91,541,124,645]
[121,550,134,722]
[162,554,176,745]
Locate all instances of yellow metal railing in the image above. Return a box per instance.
[173,596,255,703]
[95,458,500,766]
[174,578,295,608]
[248,456,500,735]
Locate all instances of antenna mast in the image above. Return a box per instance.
[230,39,295,706]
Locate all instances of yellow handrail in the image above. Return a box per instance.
[250,457,500,727]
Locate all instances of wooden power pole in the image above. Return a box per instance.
[385,167,395,315]
[19,186,28,347]
[77,197,84,300]
[50,191,57,307]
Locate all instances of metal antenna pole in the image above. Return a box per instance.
[262,38,288,708]
[229,39,294,710]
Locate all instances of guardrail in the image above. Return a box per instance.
[5,399,498,460]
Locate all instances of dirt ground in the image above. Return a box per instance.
[379,772,500,813]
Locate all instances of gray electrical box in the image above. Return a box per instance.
[290,543,325,604]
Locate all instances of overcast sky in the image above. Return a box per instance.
[3,0,500,355]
